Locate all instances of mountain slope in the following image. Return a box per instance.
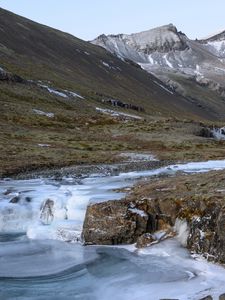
[1,8,225,176]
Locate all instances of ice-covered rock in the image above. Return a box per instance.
[40,199,54,225]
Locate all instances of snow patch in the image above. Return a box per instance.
[38,144,50,148]
[119,152,158,162]
[33,109,54,118]
[96,107,142,120]
[39,84,68,98]
[64,90,84,99]
[102,61,110,68]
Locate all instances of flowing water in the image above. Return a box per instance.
[1,160,225,299]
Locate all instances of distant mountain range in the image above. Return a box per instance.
[92,24,225,118]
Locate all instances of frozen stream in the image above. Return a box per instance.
[1,160,225,299]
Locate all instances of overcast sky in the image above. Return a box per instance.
[0,0,224,40]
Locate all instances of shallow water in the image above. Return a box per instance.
[1,159,225,299]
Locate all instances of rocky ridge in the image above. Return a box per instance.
[92,24,225,104]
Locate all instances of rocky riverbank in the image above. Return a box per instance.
[7,159,173,180]
[83,169,225,265]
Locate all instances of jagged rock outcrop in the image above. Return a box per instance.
[82,170,225,264]
[0,68,26,83]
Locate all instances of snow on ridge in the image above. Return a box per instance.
[208,40,225,50]
[33,109,54,118]
[153,80,173,94]
[163,54,173,68]
[96,107,142,120]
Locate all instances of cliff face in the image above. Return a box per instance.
[83,170,225,264]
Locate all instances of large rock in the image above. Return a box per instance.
[82,197,175,245]
[83,200,148,245]
[83,169,225,264]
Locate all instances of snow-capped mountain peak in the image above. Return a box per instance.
[91,24,225,102]
[92,24,188,58]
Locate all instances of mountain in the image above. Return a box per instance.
[92,24,225,114]
[1,8,225,176]
[200,30,225,58]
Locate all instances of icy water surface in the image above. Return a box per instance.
[1,160,225,299]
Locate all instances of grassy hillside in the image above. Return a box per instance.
[1,8,225,176]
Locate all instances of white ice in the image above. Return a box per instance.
[1,159,225,243]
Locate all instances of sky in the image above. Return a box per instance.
[0,0,224,41]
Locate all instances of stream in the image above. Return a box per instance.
[1,160,225,299]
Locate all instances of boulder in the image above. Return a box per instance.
[82,197,175,245]
[83,200,149,245]
[9,196,20,203]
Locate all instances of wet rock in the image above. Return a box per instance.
[199,296,213,300]
[3,188,16,195]
[25,196,32,203]
[219,294,225,300]
[9,196,20,203]
[40,199,54,225]
[136,233,156,248]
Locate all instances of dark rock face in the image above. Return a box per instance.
[199,296,213,300]
[102,98,144,112]
[82,197,176,245]
[9,196,20,203]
